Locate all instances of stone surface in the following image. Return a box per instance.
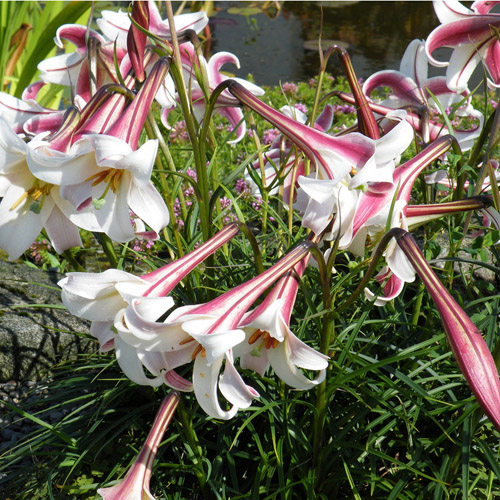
[0,260,93,382]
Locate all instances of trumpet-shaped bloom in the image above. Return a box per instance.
[97,2,208,49]
[59,223,241,352]
[228,80,376,187]
[236,257,329,389]
[425,0,500,91]
[364,39,474,111]
[98,392,179,500]
[228,80,414,236]
[394,229,500,430]
[363,39,484,149]
[336,90,483,152]
[0,115,83,260]
[344,136,455,304]
[294,110,413,237]
[28,59,171,242]
[115,242,313,419]
[158,44,265,144]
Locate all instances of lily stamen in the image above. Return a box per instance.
[10,183,51,211]
[191,343,206,360]
[85,169,124,193]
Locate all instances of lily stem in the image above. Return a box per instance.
[177,396,212,499]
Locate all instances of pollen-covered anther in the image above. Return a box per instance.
[10,183,52,211]
[191,343,206,360]
[85,168,124,193]
[248,329,278,349]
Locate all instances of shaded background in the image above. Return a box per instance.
[206,1,456,85]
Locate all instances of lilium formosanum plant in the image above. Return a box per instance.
[114,242,317,420]
[426,0,500,91]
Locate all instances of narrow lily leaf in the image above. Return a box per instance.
[394,229,500,431]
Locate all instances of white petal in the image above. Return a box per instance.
[268,342,326,390]
[219,354,259,408]
[128,181,169,234]
[193,354,238,420]
[44,204,82,253]
[186,326,246,365]
[115,337,165,387]
[286,330,329,370]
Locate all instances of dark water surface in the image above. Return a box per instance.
[208,1,445,85]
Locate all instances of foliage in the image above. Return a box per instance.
[1,1,500,500]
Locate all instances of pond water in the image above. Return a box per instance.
[206,1,481,88]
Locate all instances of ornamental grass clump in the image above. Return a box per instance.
[1,1,500,498]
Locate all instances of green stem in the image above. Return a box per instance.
[94,233,118,268]
[165,1,211,243]
[177,397,213,499]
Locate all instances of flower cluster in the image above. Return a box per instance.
[4,1,500,496]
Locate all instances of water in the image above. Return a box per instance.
[207,1,478,88]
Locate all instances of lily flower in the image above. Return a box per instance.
[0,82,65,136]
[172,43,265,144]
[37,23,123,92]
[335,90,483,152]
[228,80,376,187]
[0,109,85,260]
[393,229,500,431]
[235,256,329,389]
[96,1,208,49]
[97,392,179,500]
[425,0,500,91]
[345,135,455,304]
[363,39,483,148]
[28,59,170,242]
[115,242,313,419]
[58,222,241,352]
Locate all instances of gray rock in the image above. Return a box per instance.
[0,260,94,382]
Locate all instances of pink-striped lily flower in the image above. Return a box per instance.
[295,110,412,238]
[246,104,334,202]
[343,135,455,305]
[235,256,329,389]
[59,223,240,354]
[228,81,410,235]
[0,110,85,260]
[363,39,483,149]
[425,0,500,91]
[0,82,65,136]
[115,242,313,419]
[336,90,483,152]
[393,229,500,430]
[98,392,179,500]
[228,80,376,187]
[364,39,476,113]
[37,24,123,91]
[28,60,170,243]
[160,43,265,144]
[97,1,208,49]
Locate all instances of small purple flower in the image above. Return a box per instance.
[28,239,52,264]
[262,128,281,145]
[282,82,298,96]
[235,178,250,196]
[170,120,189,143]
